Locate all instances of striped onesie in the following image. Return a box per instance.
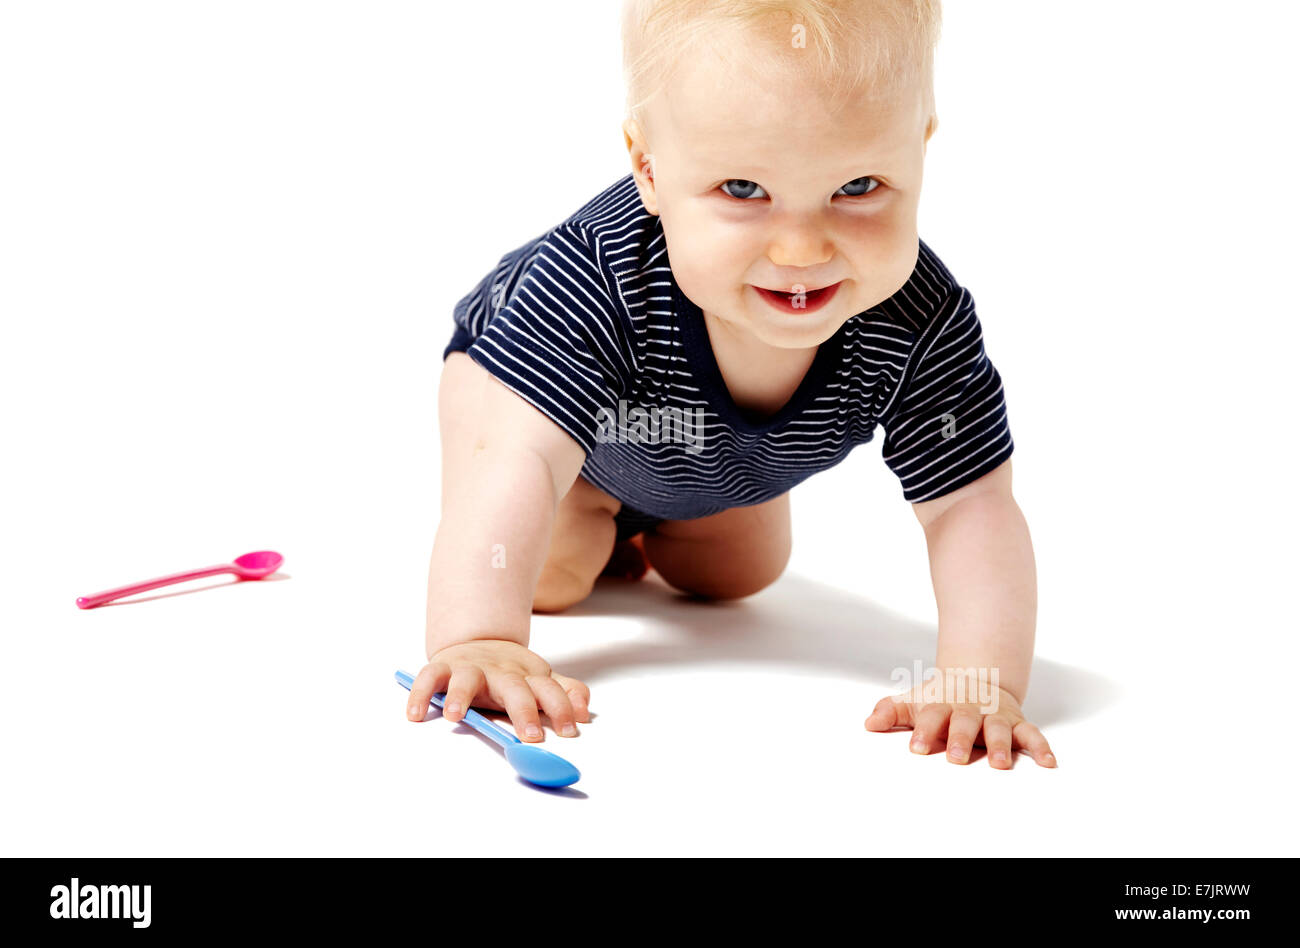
[445,173,1014,540]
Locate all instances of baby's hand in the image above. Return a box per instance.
[404,640,591,743]
[863,674,1057,769]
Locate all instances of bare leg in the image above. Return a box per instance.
[642,494,792,600]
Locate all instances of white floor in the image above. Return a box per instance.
[3,1,1297,857]
[6,437,1296,856]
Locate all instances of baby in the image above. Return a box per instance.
[406,0,1057,769]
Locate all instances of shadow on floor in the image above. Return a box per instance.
[546,571,1118,728]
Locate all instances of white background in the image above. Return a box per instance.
[2,1,1297,856]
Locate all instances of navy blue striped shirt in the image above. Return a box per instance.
[445,173,1014,517]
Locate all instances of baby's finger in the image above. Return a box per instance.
[983,716,1015,769]
[490,673,545,743]
[526,675,580,737]
[551,673,592,723]
[442,664,486,724]
[945,709,983,764]
[864,694,912,731]
[407,662,451,721]
[910,704,951,755]
[1012,721,1057,768]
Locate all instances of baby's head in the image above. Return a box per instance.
[621,0,942,350]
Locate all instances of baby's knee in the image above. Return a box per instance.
[532,562,594,614]
[696,558,789,601]
[664,542,791,601]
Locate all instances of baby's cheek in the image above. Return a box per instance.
[853,217,920,294]
[892,232,924,293]
[669,226,750,297]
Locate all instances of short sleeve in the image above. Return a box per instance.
[879,285,1014,503]
[448,223,633,457]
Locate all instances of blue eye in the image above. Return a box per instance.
[719,177,881,201]
[720,179,766,200]
[836,177,880,197]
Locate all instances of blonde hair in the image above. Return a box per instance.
[622,0,941,129]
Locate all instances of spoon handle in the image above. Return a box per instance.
[75,564,236,609]
[394,669,521,747]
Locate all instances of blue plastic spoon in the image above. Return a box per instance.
[394,669,581,788]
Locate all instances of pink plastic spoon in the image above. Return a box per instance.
[75,550,284,609]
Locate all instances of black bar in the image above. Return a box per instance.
[2,857,1288,934]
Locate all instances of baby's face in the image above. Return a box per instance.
[627,40,936,351]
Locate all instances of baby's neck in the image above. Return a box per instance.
[701,310,820,420]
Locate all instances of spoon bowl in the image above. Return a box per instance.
[233,550,284,579]
[504,743,584,788]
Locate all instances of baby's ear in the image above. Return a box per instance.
[920,113,939,159]
[623,118,659,215]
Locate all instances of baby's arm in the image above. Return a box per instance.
[865,459,1057,768]
[914,460,1035,701]
[405,353,590,741]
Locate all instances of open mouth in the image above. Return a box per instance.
[752,281,843,314]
